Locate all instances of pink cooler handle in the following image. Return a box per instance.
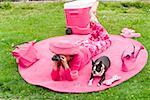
[69,11,79,15]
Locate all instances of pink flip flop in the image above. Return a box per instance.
[120,28,141,38]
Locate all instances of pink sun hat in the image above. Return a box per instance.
[49,40,80,55]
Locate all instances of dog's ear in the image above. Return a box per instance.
[92,59,95,65]
[99,61,102,65]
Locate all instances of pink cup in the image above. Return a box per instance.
[70,70,79,80]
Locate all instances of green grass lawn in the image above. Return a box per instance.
[0,1,150,99]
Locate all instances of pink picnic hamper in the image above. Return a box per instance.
[64,0,96,35]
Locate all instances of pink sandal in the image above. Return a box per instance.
[120,28,141,38]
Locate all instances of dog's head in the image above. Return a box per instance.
[92,60,105,76]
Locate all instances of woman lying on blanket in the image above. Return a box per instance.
[50,44,91,81]
[50,1,111,81]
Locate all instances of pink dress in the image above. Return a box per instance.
[51,22,111,81]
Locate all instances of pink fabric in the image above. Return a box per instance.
[14,35,148,93]
[76,22,111,57]
[51,69,72,81]
[51,70,61,81]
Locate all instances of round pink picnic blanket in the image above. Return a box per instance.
[17,35,148,93]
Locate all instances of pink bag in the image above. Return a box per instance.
[12,41,39,68]
[121,44,144,72]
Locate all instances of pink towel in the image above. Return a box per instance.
[12,35,148,93]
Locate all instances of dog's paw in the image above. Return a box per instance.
[88,82,93,86]
[97,83,101,87]
[88,79,93,86]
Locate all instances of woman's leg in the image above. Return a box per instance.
[89,1,99,23]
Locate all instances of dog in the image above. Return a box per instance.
[88,56,111,86]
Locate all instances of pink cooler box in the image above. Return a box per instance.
[64,0,96,35]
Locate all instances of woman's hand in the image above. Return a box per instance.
[60,55,69,69]
[60,55,67,63]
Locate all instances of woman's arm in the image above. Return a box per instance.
[51,61,61,81]
[62,62,73,81]
[60,56,74,81]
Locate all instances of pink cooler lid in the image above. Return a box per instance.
[64,0,96,9]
